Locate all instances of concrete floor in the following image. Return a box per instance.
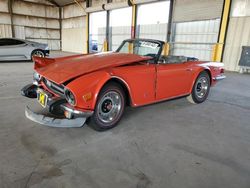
[0,52,250,188]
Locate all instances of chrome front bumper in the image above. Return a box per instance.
[213,75,226,81]
[25,105,93,128]
[25,106,89,128]
[22,84,94,128]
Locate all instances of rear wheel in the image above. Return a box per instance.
[31,50,45,60]
[89,82,125,131]
[187,71,210,104]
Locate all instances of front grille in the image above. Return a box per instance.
[43,78,65,97]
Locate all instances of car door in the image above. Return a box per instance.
[156,62,193,100]
[0,39,28,61]
[112,62,157,106]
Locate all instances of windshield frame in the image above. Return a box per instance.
[116,39,164,63]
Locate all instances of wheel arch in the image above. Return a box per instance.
[101,77,133,106]
[67,71,134,110]
[188,67,212,93]
[204,69,212,84]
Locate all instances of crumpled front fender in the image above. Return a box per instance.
[65,70,112,110]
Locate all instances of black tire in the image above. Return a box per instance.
[89,82,125,131]
[187,71,211,104]
[31,50,45,60]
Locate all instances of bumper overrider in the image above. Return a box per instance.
[21,84,93,128]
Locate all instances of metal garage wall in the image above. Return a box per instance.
[222,0,250,71]
[61,2,87,53]
[173,0,224,22]
[0,0,61,50]
[138,24,167,41]
[0,0,60,50]
[0,0,12,38]
[109,7,132,51]
[0,13,12,38]
[171,0,223,60]
[172,19,220,60]
[0,25,12,38]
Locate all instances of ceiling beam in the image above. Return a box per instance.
[47,0,60,7]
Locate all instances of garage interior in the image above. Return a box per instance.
[0,0,250,187]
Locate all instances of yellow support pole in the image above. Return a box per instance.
[103,40,108,52]
[131,1,136,38]
[163,42,170,56]
[212,0,231,62]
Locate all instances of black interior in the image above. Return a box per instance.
[159,55,199,64]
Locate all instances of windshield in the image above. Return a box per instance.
[117,40,162,59]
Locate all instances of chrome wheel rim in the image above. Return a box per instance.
[33,51,44,57]
[195,77,209,99]
[97,91,122,124]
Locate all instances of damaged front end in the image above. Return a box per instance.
[21,73,93,128]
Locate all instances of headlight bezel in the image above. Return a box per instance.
[64,89,76,106]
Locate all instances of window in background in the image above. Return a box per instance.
[137,1,170,41]
[109,7,132,51]
[89,11,107,53]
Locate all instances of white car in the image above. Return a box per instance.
[0,38,49,61]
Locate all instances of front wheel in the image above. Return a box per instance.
[187,71,211,104]
[89,82,125,131]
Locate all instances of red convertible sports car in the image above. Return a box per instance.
[21,39,225,131]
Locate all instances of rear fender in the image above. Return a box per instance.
[188,66,211,93]
[65,70,111,110]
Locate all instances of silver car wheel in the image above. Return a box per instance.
[97,91,122,124]
[195,77,209,99]
[33,50,44,58]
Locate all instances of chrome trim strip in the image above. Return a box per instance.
[51,82,65,93]
[61,105,94,117]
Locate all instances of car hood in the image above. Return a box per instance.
[34,52,151,84]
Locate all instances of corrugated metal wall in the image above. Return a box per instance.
[61,2,87,53]
[223,0,250,71]
[0,0,60,50]
[138,24,167,41]
[223,17,250,71]
[172,19,220,60]
[0,25,12,38]
[172,0,223,61]
[173,0,224,22]
[0,0,11,38]
[109,26,131,51]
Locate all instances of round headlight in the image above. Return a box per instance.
[65,89,76,106]
[33,71,41,81]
